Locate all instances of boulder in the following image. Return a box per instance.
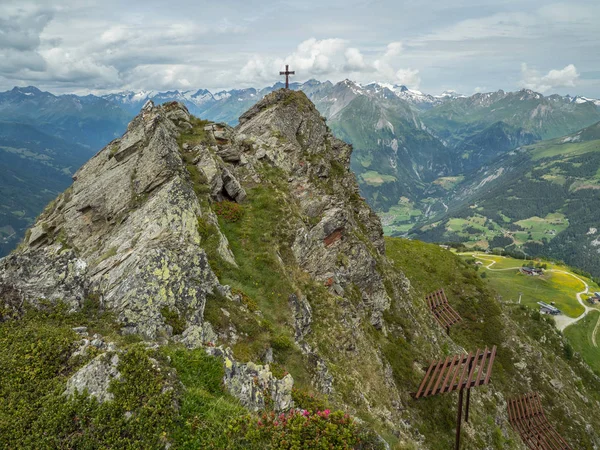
[65,353,121,403]
[207,347,294,412]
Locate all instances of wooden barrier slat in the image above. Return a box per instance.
[415,358,437,398]
[507,393,572,450]
[414,348,497,397]
[483,346,496,384]
[423,359,445,398]
[465,348,482,389]
[425,289,462,332]
[431,356,452,396]
[440,354,459,393]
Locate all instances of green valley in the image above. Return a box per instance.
[413,121,600,278]
[459,252,600,374]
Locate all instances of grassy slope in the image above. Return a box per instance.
[460,252,600,384]
[385,237,600,449]
[466,253,599,317]
[485,270,585,317]
[463,254,587,317]
[564,310,600,374]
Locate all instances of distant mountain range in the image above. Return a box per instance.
[0,86,130,150]
[1,81,600,275]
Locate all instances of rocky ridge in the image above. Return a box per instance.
[1,89,600,448]
[0,89,437,444]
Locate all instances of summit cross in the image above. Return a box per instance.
[279,64,295,89]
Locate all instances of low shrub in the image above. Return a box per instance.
[227,409,384,450]
[160,306,186,335]
[214,200,244,223]
[271,334,294,352]
[291,387,328,412]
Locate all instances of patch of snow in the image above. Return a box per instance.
[375,117,394,133]
[361,82,439,105]
[213,91,231,101]
[561,133,582,143]
[436,90,467,99]
[587,227,597,235]
[475,168,505,190]
[572,96,600,107]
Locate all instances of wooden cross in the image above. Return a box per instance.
[279,64,295,89]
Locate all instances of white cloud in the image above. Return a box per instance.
[0,0,597,97]
[288,38,347,74]
[239,38,419,89]
[240,38,347,84]
[344,47,368,71]
[0,5,54,51]
[414,12,537,44]
[0,49,46,74]
[384,42,403,58]
[395,68,421,88]
[8,48,121,89]
[520,63,579,93]
[370,40,420,88]
[100,26,137,45]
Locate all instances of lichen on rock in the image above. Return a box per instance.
[0,101,226,339]
[65,353,121,403]
[207,346,294,412]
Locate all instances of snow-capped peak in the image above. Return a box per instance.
[572,96,600,107]
[340,79,365,96]
[517,89,542,100]
[359,82,438,106]
[436,90,466,99]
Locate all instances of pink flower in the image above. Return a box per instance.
[302,410,310,417]
[323,409,331,417]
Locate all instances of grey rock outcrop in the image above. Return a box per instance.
[235,90,396,329]
[207,347,294,412]
[0,101,228,338]
[65,353,121,403]
[0,89,414,442]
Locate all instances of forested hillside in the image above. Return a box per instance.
[412,121,600,277]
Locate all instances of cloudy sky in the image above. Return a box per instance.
[1,0,600,97]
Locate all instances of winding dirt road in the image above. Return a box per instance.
[470,254,595,332]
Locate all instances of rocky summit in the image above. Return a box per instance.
[1,90,600,449]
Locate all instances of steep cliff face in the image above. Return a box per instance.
[0,101,224,339]
[1,90,600,449]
